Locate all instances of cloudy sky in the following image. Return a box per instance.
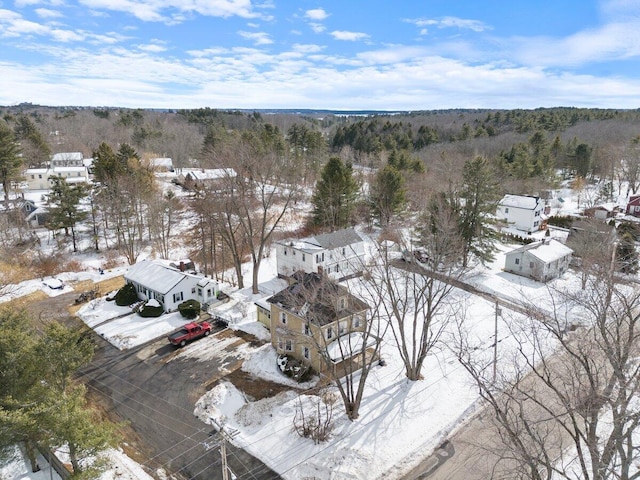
[1,0,640,109]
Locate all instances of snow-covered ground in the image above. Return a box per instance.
[2,176,635,480]
[0,445,157,480]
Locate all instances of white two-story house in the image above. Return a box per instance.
[276,228,366,282]
[24,166,90,190]
[497,194,546,234]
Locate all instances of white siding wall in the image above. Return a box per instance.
[498,203,544,232]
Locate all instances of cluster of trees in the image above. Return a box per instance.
[0,309,118,475]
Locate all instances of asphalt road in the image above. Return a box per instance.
[78,331,281,480]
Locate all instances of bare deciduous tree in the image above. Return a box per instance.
[456,267,640,480]
[368,194,466,381]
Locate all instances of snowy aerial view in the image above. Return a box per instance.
[2,1,640,479]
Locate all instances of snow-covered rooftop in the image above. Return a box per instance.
[508,239,573,263]
[52,152,83,161]
[499,194,542,210]
[124,260,188,294]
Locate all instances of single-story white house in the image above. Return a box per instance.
[275,228,366,282]
[497,194,546,233]
[124,260,219,312]
[504,239,573,282]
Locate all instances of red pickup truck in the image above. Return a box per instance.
[168,321,212,347]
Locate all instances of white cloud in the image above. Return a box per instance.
[330,30,369,41]
[78,0,260,23]
[407,16,490,33]
[138,43,167,52]
[2,40,640,110]
[34,8,63,18]
[309,22,325,33]
[305,8,328,21]
[238,30,272,45]
[292,43,324,53]
[508,19,640,68]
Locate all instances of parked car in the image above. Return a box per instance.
[168,321,212,347]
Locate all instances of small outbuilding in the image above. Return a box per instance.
[504,239,573,282]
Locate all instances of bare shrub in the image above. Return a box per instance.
[293,392,336,444]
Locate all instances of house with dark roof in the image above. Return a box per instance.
[124,260,218,312]
[504,239,573,282]
[497,194,546,233]
[275,228,365,281]
[265,272,376,375]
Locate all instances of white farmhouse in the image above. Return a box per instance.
[276,228,365,282]
[497,194,546,233]
[24,166,89,190]
[124,260,218,312]
[504,239,573,282]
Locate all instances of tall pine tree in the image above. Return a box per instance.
[311,157,359,231]
[457,156,499,267]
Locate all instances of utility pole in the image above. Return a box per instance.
[218,422,238,480]
[493,300,501,383]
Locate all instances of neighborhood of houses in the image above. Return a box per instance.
[4,150,640,480]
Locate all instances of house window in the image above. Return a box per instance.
[280,312,287,324]
[533,221,539,227]
[304,324,311,336]
[173,292,183,303]
[38,174,42,179]
[339,322,347,335]
[198,288,203,296]
[529,262,534,269]
[302,253,306,262]
[335,264,339,273]
[316,254,320,263]
[342,248,346,255]
[353,316,361,328]
[339,298,346,309]
[285,339,293,352]
[31,175,34,179]
[207,288,212,297]
[284,248,287,256]
[327,327,333,339]
[515,258,520,265]
[322,253,325,262]
[303,346,310,359]
[504,207,509,213]
[191,287,196,294]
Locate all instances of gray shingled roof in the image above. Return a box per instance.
[268,272,368,326]
[312,228,362,249]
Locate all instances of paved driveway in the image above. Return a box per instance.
[79,326,281,480]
